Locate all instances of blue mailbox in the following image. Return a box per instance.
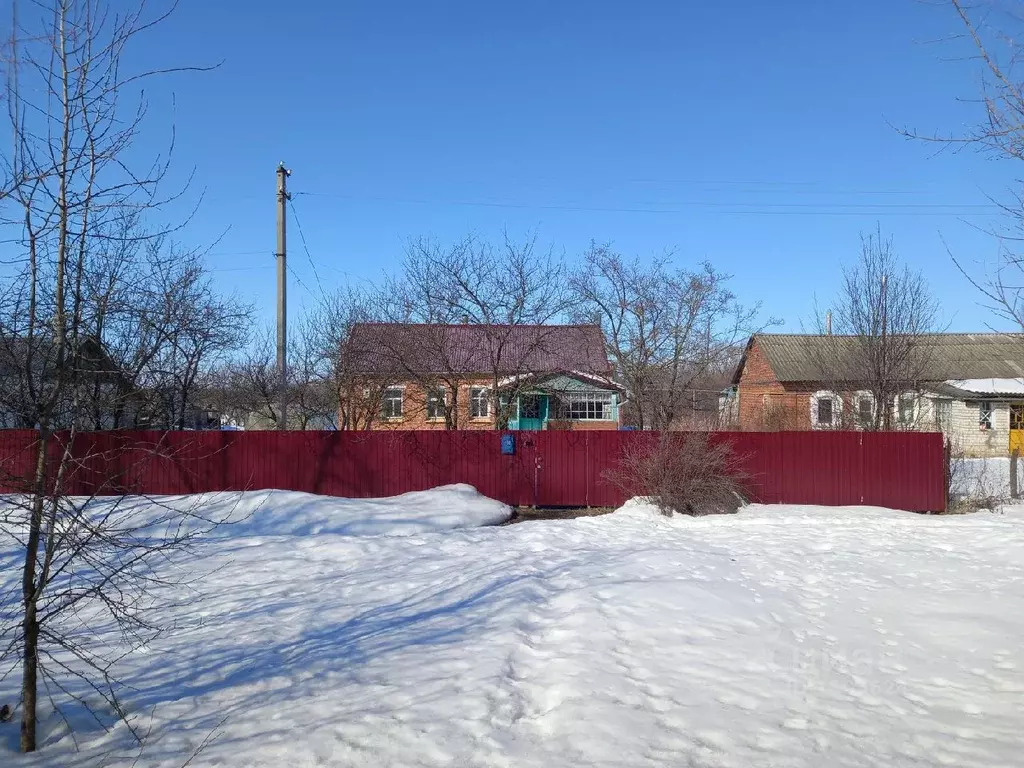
[500,433,515,455]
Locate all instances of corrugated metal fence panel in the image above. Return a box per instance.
[587,431,636,507]
[0,429,946,512]
[0,429,40,493]
[712,431,768,503]
[860,431,946,512]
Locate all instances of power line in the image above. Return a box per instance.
[261,247,315,298]
[209,264,274,273]
[293,191,1000,217]
[205,249,273,258]
[288,263,316,298]
[288,198,327,299]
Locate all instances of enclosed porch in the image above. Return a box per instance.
[503,374,621,430]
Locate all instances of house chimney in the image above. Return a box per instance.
[825,311,832,336]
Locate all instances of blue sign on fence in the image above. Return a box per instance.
[501,433,515,455]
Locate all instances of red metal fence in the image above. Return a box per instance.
[0,429,947,511]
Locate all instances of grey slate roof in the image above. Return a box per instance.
[735,333,1024,384]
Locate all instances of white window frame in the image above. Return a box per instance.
[426,386,447,421]
[810,390,842,429]
[381,386,404,419]
[979,400,994,431]
[559,391,614,421]
[931,397,952,432]
[895,392,919,427]
[469,386,490,419]
[854,391,874,428]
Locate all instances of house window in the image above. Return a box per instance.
[932,398,952,432]
[810,390,842,429]
[857,394,874,427]
[559,392,613,420]
[898,393,916,426]
[381,387,403,419]
[979,401,993,430]
[470,387,489,419]
[817,397,834,426]
[426,388,446,420]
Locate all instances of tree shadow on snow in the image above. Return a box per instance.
[109,569,542,764]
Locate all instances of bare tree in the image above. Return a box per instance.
[902,1,1024,328]
[570,243,759,430]
[208,319,337,431]
[379,233,574,429]
[64,232,250,431]
[312,286,387,430]
[147,265,251,430]
[811,229,940,430]
[604,432,748,516]
[0,0,231,752]
[203,330,280,429]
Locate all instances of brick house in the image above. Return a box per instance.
[341,323,623,431]
[724,333,1024,457]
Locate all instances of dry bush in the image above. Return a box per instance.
[946,441,1008,513]
[605,432,748,516]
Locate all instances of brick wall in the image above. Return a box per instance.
[734,339,915,431]
[733,338,1016,453]
[366,380,620,432]
[735,341,829,430]
[736,339,788,429]
[372,379,496,431]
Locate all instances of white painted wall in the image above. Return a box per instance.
[947,399,1010,457]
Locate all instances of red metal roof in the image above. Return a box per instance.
[345,323,613,377]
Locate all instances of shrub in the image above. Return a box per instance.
[604,432,748,516]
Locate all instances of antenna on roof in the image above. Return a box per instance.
[826,311,832,336]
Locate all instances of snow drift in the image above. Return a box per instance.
[0,483,513,541]
[205,483,514,536]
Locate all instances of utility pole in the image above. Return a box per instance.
[879,273,888,430]
[276,162,291,430]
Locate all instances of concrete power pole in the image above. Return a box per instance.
[276,162,291,430]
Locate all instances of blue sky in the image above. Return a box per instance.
[126,0,1020,331]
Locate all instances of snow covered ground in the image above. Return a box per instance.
[2,492,1024,767]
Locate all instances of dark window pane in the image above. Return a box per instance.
[381,388,403,418]
[817,397,833,425]
[899,396,915,424]
[427,389,445,419]
[470,388,489,419]
[858,397,872,424]
[980,401,993,429]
